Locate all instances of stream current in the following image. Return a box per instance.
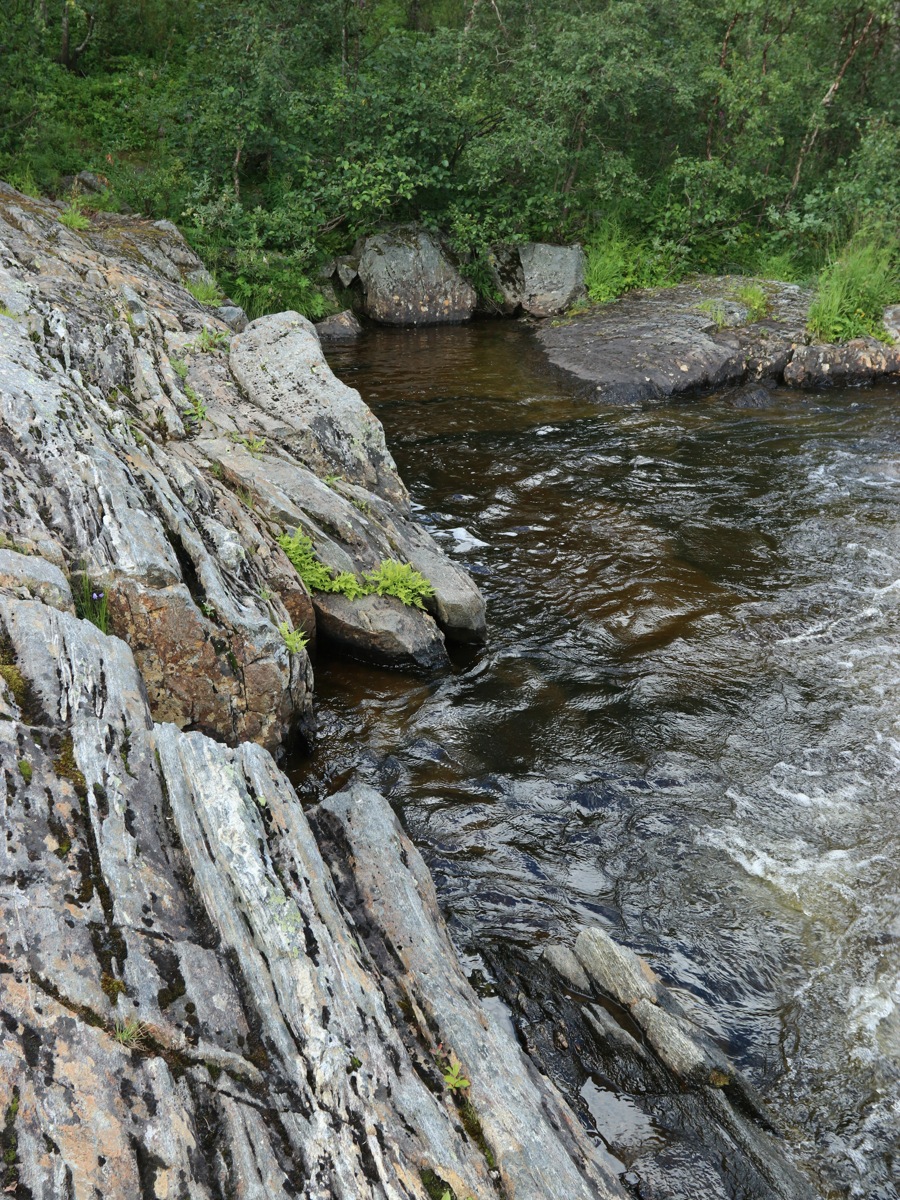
[297,322,900,1198]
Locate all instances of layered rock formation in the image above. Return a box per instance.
[0,182,633,1200]
[0,183,485,730]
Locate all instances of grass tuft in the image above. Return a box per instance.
[807,231,898,343]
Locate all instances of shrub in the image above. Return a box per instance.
[807,231,898,343]
[584,220,680,304]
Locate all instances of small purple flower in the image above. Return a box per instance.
[92,591,104,601]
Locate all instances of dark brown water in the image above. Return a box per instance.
[298,322,900,1198]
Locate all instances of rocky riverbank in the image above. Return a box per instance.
[0,184,823,1200]
[536,276,900,401]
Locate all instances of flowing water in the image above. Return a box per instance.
[296,322,900,1198]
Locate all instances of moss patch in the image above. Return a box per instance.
[53,733,88,799]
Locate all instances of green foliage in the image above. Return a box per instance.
[363,559,435,609]
[0,0,895,316]
[0,303,13,318]
[182,385,207,428]
[736,284,770,322]
[277,621,309,654]
[75,574,110,634]
[189,326,230,353]
[807,232,898,343]
[170,356,189,380]
[228,431,267,457]
[59,205,91,231]
[278,530,435,606]
[186,276,222,305]
[440,1056,470,1091]
[17,759,32,784]
[111,1018,150,1048]
[277,530,336,593]
[584,221,679,304]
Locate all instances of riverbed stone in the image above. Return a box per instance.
[315,308,362,339]
[783,335,900,387]
[357,227,477,325]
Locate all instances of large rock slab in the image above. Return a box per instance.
[537,276,813,402]
[0,182,485,696]
[313,784,626,1200]
[357,227,477,325]
[0,595,622,1200]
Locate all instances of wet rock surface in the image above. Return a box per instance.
[535,276,899,401]
[0,594,623,1199]
[536,277,815,402]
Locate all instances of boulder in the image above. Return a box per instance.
[489,242,587,316]
[316,308,362,340]
[883,304,900,342]
[357,227,477,325]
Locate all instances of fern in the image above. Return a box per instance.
[363,560,435,609]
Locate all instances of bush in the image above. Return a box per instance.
[807,232,898,343]
[584,220,680,304]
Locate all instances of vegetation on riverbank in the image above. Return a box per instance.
[1,1,896,336]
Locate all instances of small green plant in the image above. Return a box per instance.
[0,302,13,318]
[208,461,223,479]
[236,486,255,509]
[331,570,368,600]
[182,385,207,428]
[17,760,32,784]
[364,560,435,609]
[111,1018,150,1049]
[189,327,230,353]
[75,574,110,634]
[228,431,266,457]
[257,585,272,601]
[350,496,371,515]
[170,356,189,380]
[441,1056,470,1092]
[277,530,336,591]
[697,298,728,328]
[323,474,342,487]
[186,275,222,305]
[199,600,216,619]
[737,282,770,322]
[277,621,309,654]
[59,199,91,231]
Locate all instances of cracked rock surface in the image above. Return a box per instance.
[0,585,623,1199]
[0,182,485,725]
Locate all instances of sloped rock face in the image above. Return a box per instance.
[0,183,484,705]
[357,228,477,325]
[537,277,814,402]
[0,580,624,1200]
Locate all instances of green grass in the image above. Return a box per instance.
[584,219,680,303]
[736,283,770,321]
[186,276,222,306]
[807,232,898,343]
[74,573,110,633]
[697,298,727,328]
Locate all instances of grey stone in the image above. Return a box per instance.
[518,242,587,316]
[215,304,248,332]
[538,276,814,401]
[574,926,662,1008]
[543,943,592,994]
[784,336,900,387]
[315,783,628,1200]
[884,304,900,342]
[334,254,359,288]
[229,309,408,505]
[0,548,73,610]
[357,227,476,325]
[315,309,362,340]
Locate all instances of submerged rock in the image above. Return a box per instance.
[357,227,477,325]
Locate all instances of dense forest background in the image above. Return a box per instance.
[1,0,897,327]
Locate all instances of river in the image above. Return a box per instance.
[294,321,900,1199]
